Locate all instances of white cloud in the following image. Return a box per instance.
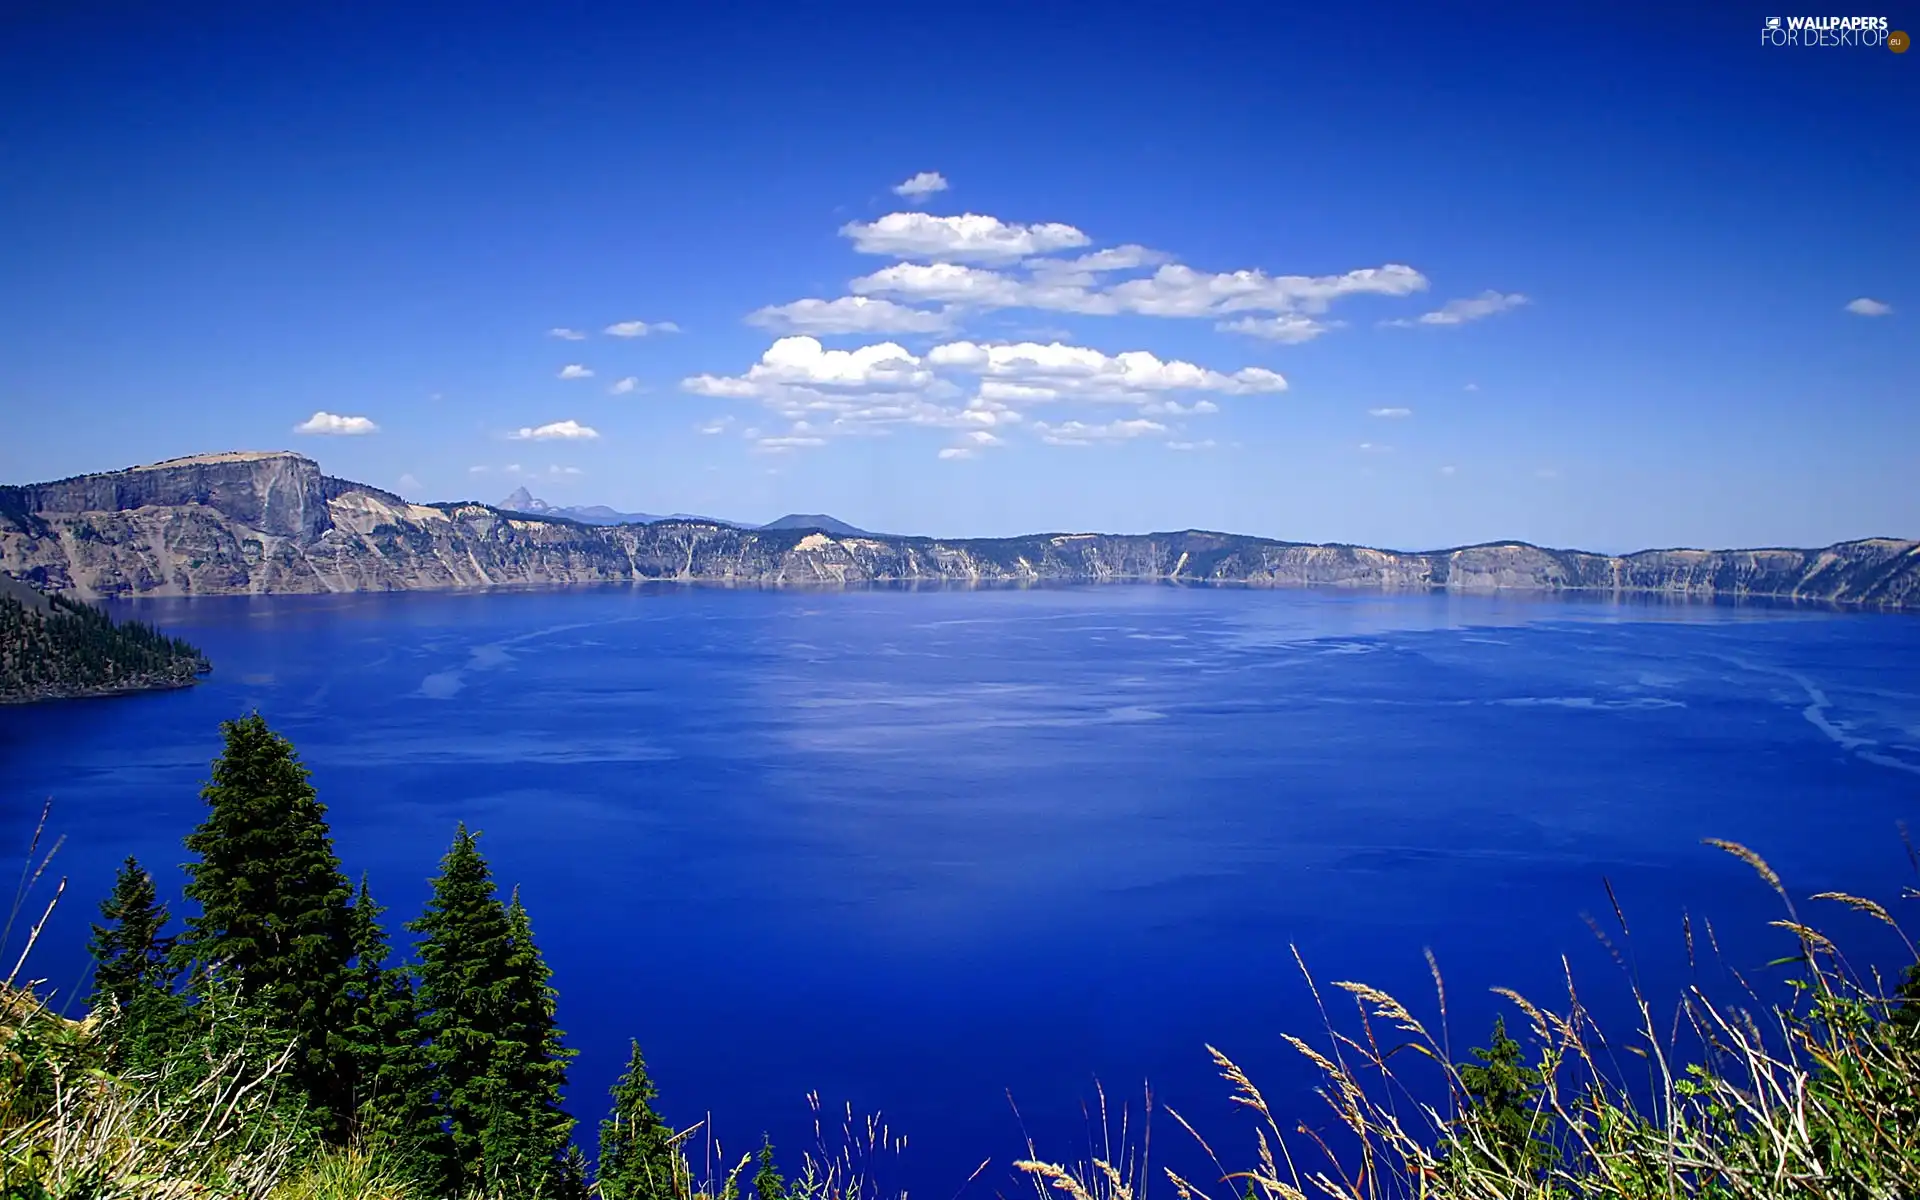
[747,296,952,335]
[850,259,1425,328]
[1387,290,1528,327]
[1217,315,1338,343]
[698,417,735,435]
[685,335,932,397]
[397,473,423,492]
[841,212,1091,263]
[1108,263,1428,317]
[549,327,586,340]
[1368,407,1412,418]
[1166,439,1217,451]
[937,446,976,460]
[557,364,594,379]
[1440,465,1457,476]
[927,340,1286,397]
[468,465,489,474]
[293,411,378,436]
[683,335,1270,452]
[510,419,600,441]
[754,435,828,454]
[609,377,640,395]
[1035,418,1168,445]
[1463,382,1480,392]
[892,171,949,201]
[1845,297,1892,316]
[605,320,679,337]
[1358,442,1391,453]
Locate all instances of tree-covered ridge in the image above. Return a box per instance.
[0,575,208,702]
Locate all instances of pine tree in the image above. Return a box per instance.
[753,1135,785,1200]
[495,888,578,1191]
[598,1039,682,1200]
[86,855,183,1067]
[1448,1015,1553,1178]
[343,876,449,1183]
[412,826,577,1197]
[177,712,356,1135]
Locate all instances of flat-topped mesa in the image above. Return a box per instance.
[6,451,332,541]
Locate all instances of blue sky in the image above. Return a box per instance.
[1,3,1912,552]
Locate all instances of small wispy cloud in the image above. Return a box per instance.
[510,419,599,441]
[293,411,378,436]
[1439,465,1457,476]
[1845,297,1893,316]
[557,364,594,379]
[397,473,423,492]
[1358,442,1392,453]
[892,171,950,201]
[1463,382,1480,392]
[609,377,640,395]
[937,446,975,460]
[1166,439,1217,451]
[1386,291,1528,328]
[697,416,736,435]
[605,320,680,338]
[1368,407,1412,418]
[549,327,587,340]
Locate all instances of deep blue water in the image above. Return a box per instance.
[2,585,1918,1195]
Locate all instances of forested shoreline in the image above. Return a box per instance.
[0,575,208,703]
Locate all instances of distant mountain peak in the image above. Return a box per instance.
[760,513,878,537]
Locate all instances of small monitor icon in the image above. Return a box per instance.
[1765,16,1782,30]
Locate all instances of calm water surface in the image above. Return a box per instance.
[2,585,1917,1193]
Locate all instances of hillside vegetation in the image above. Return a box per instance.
[1,714,1917,1198]
[0,575,208,703]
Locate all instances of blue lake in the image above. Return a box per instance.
[2,585,1918,1194]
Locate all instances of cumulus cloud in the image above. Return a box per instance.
[892,171,949,201]
[850,258,1426,327]
[1035,418,1168,445]
[1845,297,1892,316]
[685,336,933,397]
[549,327,586,340]
[605,320,679,337]
[510,419,600,441]
[1387,290,1528,327]
[1368,407,1412,418]
[293,411,378,436]
[927,340,1286,398]
[841,212,1091,263]
[682,335,1278,453]
[747,296,952,334]
[557,364,594,379]
[1218,315,1338,343]
[609,377,640,395]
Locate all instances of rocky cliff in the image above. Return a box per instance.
[2,452,1917,608]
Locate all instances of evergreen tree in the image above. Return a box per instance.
[412,826,577,1197]
[1891,961,1920,1034]
[86,855,183,1067]
[753,1135,785,1200]
[598,1039,681,1200]
[495,888,578,1189]
[343,876,449,1182]
[177,713,356,1135]
[1447,1015,1553,1179]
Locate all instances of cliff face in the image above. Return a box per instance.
[2,452,1917,608]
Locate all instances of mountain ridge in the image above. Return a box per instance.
[2,451,1916,608]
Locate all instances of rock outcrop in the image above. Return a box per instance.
[2,452,1917,608]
